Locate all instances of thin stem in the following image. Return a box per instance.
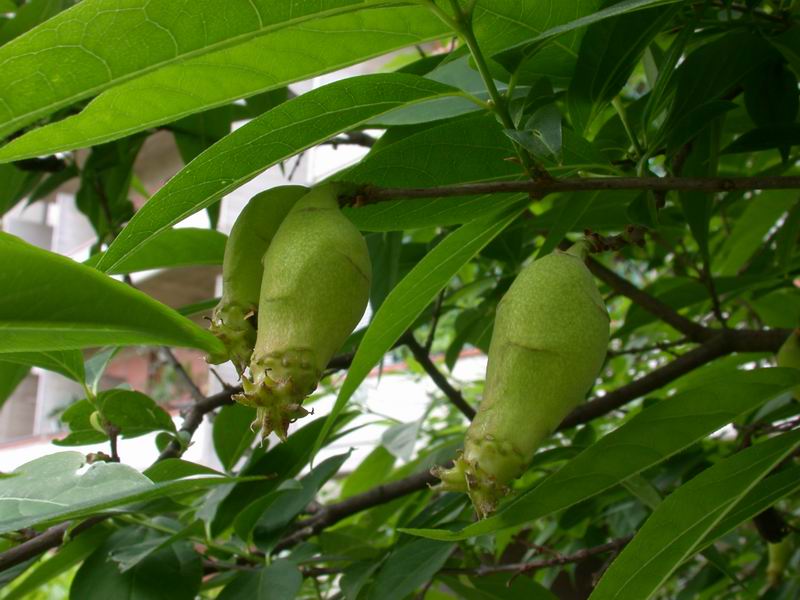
[404,333,476,420]
[446,535,633,576]
[426,0,548,179]
[584,256,712,342]
[108,426,120,462]
[161,347,205,404]
[607,338,690,358]
[355,176,800,205]
[701,265,728,327]
[425,290,446,353]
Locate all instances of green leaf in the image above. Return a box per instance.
[217,560,302,600]
[494,0,682,71]
[177,298,219,317]
[2,525,113,600]
[171,105,235,165]
[251,452,350,550]
[0,164,40,217]
[440,574,559,599]
[0,5,448,158]
[536,191,602,258]
[75,136,144,241]
[0,350,85,383]
[771,26,800,76]
[341,112,521,231]
[0,0,69,45]
[109,519,200,573]
[340,445,396,500]
[209,413,353,536]
[232,481,301,545]
[402,367,800,540]
[619,273,786,337]
[54,389,176,446]
[567,5,675,135]
[641,25,690,137]
[723,123,800,155]
[28,162,79,204]
[95,73,460,274]
[752,288,800,329]
[311,203,526,463]
[475,0,600,88]
[0,452,149,528]
[0,361,29,410]
[143,459,223,483]
[0,451,236,534]
[715,190,797,276]
[590,430,800,600]
[664,100,735,157]
[212,403,257,472]
[699,465,800,550]
[367,538,456,600]
[744,60,798,129]
[84,347,118,396]
[0,0,394,139]
[70,526,201,600]
[0,233,224,354]
[656,32,776,150]
[505,104,562,160]
[85,228,227,275]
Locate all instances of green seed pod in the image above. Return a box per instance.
[766,536,793,587]
[235,184,371,441]
[434,244,609,517]
[207,185,307,373]
[776,329,800,400]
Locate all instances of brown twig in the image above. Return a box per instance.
[156,387,238,462]
[607,338,690,358]
[353,177,800,206]
[561,328,791,429]
[403,333,476,420]
[273,469,439,552]
[425,290,446,353]
[447,535,634,576]
[108,426,120,463]
[0,517,105,573]
[559,335,730,428]
[584,257,712,342]
[160,347,205,404]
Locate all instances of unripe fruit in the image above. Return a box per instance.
[434,244,609,517]
[207,186,307,373]
[776,329,800,400]
[766,536,793,587]
[235,184,371,441]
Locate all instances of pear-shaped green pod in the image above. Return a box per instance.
[766,536,793,587]
[208,185,307,373]
[235,184,371,441]
[434,244,609,517]
[776,329,800,400]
